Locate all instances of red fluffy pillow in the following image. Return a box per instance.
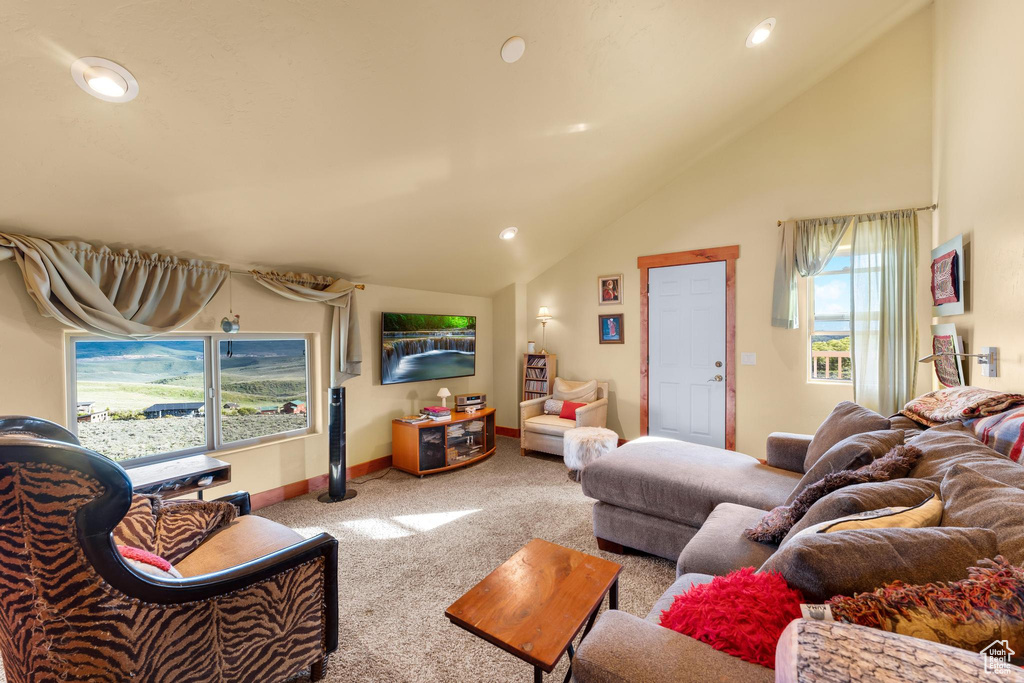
[559,401,587,420]
[118,544,182,579]
[659,568,804,668]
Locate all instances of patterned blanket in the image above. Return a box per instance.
[901,386,1024,428]
[967,406,1024,462]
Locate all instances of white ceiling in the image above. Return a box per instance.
[0,0,924,294]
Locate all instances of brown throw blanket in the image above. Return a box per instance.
[901,386,1024,427]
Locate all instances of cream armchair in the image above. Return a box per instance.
[520,378,610,457]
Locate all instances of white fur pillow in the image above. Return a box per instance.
[543,399,564,415]
[553,378,598,403]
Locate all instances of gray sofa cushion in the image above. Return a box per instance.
[760,526,998,602]
[889,413,926,440]
[941,464,1024,564]
[908,421,1011,482]
[592,501,698,563]
[574,609,773,683]
[677,503,778,577]
[582,437,801,529]
[786,429,905,504]
[782,478,940,545]
[647,572,715,623]
[805,401,891,472]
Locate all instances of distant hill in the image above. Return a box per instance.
[75,339,308,405]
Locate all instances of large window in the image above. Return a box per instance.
[809,246,852,382]
[69,335,312,464]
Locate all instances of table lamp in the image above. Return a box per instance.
[437,387,451,408]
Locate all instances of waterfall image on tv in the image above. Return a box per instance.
[381,313,476,385]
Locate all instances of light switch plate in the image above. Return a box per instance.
[741,352,757,366]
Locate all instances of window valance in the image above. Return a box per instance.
[0,233,228,340]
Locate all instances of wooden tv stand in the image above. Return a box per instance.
[392,408,496,476]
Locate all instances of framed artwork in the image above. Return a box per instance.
[931,323,964,387]
[599,314,624,344]
[598,274,623,305]
[931,234,965,317]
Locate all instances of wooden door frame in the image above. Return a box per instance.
[638,245,739,450]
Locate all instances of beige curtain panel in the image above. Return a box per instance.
[250,270,362,387]
[0,233,227,339]
[771,216,854,328]
[851,209,918,415]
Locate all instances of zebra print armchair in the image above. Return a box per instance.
[0,416,339,683]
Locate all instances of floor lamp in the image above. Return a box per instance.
[537,307,553,353]
[319,386,357,503]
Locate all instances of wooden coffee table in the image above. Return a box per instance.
[445,538,622,682]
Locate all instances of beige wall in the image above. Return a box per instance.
[526,8,935,456]
[932,0,1024,389]
[491,282,529,429]
[0,265,492,496]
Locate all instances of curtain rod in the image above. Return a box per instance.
[776,203,937,227]
[228,268,366,289]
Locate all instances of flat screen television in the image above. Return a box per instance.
[381,313,476,385]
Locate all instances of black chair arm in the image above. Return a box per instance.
[213,490,252,516]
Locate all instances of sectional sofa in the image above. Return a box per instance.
[573,406,1024,681]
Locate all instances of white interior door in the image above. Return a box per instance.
[648,261,727,447]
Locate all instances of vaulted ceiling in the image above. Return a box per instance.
[0,0,924,294]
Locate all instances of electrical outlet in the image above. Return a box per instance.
[741,352,757,366]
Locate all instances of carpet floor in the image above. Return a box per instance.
[0,437,676,683]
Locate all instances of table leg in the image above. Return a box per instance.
[535,666,543,683]
[609,577,618,611]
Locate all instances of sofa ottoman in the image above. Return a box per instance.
[582,436,801,560]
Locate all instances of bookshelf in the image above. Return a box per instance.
[523,353,557,401]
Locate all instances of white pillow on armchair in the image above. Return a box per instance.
[553,378,598,403]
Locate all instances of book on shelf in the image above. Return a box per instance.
[420,405,451,415]
[396,415,431,424]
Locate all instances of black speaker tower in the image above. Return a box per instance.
[319,386,357,503]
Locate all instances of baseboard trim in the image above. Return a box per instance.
[496,426,520,438]
[618,438,628,446]
[250,454,393,510]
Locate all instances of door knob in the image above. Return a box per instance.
[708,375,723,382]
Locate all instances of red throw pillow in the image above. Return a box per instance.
[559,401,587,420]
[118,544,182,579]
[659,567,804,668]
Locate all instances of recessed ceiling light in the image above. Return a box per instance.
[501,36,526,63]
[746,18,776,48]
[499,227,518,240]
[71,57,139,103]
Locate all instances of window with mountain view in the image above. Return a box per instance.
[810,247,852,382]
[72,339,209,460]
[70,335,312,463]
[219,339,309,444]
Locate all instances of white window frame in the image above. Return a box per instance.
[66,333,314,467]
[808,245,853,384]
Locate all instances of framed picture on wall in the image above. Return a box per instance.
[931,234,965,317]
[598,274,623,305]
[930,322,965,387]
[599,314,624,344]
